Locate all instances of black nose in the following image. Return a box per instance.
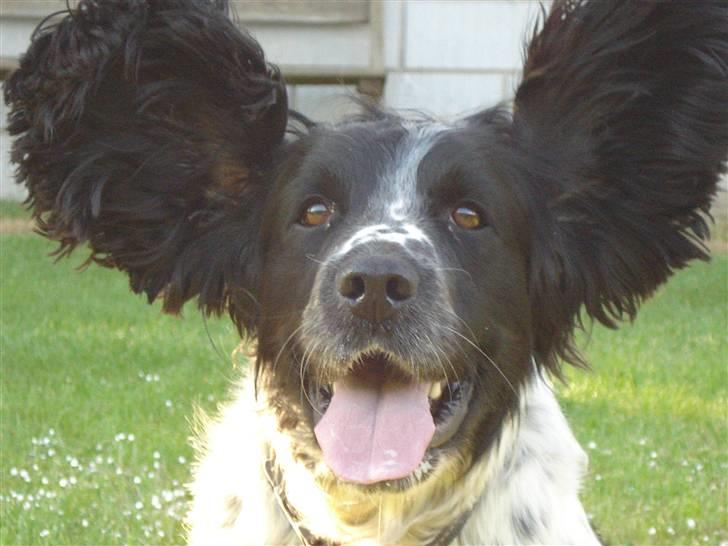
[337,256,418,322]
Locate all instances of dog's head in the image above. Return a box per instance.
[5,0,727,491]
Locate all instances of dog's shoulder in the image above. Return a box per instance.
[459,376,600,545]
[186,379,297,546]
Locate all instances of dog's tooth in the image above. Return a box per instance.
[429,381,443,400]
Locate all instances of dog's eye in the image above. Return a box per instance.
[451,205,483,230]
[300,198,334,227]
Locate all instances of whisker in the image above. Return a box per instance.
[270,324,305,378]
[299,340,323,416]
[423,331,460,393]
[433,266,473,282]
[446,309,480,349]
[441,325,518,397]
[305,253,328,266]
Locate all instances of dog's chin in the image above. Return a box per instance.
[305,351,474,493]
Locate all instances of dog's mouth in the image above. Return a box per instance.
[309,352,472,485]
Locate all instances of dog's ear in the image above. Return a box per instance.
[511,0,728,369]
[4,0,288,332]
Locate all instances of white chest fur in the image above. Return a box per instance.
[186,374,599,546]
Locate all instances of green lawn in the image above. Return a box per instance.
[1,202,726,545]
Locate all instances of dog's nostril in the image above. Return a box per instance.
[386,275,414,302]
[339,273,366,301]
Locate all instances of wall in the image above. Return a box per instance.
[288,0,546,122]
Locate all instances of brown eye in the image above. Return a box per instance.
[451,205,483,230]
[300,199,333,227]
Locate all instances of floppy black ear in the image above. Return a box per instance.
[3,0,288,331]
[511,0,728,369]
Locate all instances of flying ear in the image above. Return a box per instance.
[511,0,728,368]
[3,0,288,331]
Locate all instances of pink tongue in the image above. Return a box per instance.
[314,371,435,484]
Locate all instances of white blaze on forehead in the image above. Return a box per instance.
[331,122,449,260]
[332,223,432,258]
[384,122,448,222]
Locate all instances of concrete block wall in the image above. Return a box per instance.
[287,0,546,122]
[381,0,545,118]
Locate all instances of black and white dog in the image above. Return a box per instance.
[5,0,727,544]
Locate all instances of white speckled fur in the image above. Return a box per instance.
[186,371,599,546]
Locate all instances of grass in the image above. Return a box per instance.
[1,200,726,545]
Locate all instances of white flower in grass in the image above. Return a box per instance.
[41,477,49,485]
[134,476,142,484]
[687,518,696,529]
[666,527,675,535]
[116,468,123,476]
[135,501,144,510]
[648,527,656,536]
[165,400,173,408]
[59,478,68,488]
[10,468,18,477]
[639,437,647,446]
[69,476,77,485]
[81,519,89,528]
[39,529,50,538]
[587,441,597,450]
[151,495,162,510]
[48,428,55,436]
[153,451,161,460]
[47,448,56,457]
[178,456,186,464]
[650,451,657,459]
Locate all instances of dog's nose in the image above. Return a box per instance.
[337,257,418,322]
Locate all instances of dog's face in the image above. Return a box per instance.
[256,119,533,487]
[5,0,727,495]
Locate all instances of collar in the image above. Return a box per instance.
[264,460,473,546]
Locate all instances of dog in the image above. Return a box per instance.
[5,0,727,544]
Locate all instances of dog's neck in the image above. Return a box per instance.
[263,458,475,546]
[261,373,598,546]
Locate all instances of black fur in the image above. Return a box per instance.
[4,0,287,330]
[513,0,728,370]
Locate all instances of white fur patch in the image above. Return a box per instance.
[332,223,432,258]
